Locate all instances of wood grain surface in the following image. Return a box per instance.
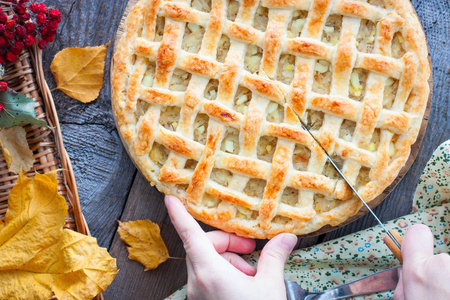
[40,0,450,299]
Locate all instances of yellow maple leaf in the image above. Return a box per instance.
[50,42,110,103]
[118,220,170,270]
[0,171,117,300]
[0,127,35,174]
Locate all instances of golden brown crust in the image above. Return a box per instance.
[286,39,329,58]
[306,0,332,38]
[111,0,431,238]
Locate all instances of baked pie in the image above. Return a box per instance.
[112,0,430,238]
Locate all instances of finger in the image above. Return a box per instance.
[393,268,404,300]
[186,255,195,275]
[257,233,297,277]
[165,195,217,261]
[207,231,256,254]
[221,252,257,276]
[402,224,434,266]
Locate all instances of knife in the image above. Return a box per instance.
[299,120,403,262]
[285,265,400,300]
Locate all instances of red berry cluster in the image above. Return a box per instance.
[0,81,7,92]
[0,1,61,93]
[29,2,62,50]
[0,0,61,66]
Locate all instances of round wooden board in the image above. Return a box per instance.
[112,0,433,238]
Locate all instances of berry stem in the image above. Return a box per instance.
[6,86,17,95]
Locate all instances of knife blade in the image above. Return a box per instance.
[285,265,400,300]
[299,120,402,260]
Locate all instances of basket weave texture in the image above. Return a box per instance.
[0,43,89,235]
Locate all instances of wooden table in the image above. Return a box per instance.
[41,1,450,299]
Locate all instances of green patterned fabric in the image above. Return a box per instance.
[167,141,450,300]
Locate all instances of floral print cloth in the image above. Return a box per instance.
[167,140,450,300]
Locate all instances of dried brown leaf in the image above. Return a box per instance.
[50,42,110,103]
[118,220,170,270]
[0,171,118,299]
[0,126,34,174]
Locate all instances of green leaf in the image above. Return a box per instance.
[0,91,49,129]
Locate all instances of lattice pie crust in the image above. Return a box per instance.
[112,0,430,238]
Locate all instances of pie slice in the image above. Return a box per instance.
[112,0,431,238]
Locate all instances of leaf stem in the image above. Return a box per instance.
[169,256,186,260]
[0,1,15,5]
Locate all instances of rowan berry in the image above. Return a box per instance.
[5,30,14,40]
[25,22,35,33]
[36,14,46,25]
[14,40,24,50]
[11,47,21,55]
[6,20,16,29]
[39,25,47,35]
[23,34,35,46]
[37,39,47,49]
[16,3,27,14]
[47,28,56,36]
[0,103,3,113]
[37,3,47,14]
[16,25,26,36]
[44,35,54,42]
[6,52,17,62]
[47,20,57,30]
[0,82,6,92]
[29,3,39,13]
[0,36,6,47]
[0,24,5,33]
[0,13,7,24]
[20,13,30,21]
[49,9,62,23]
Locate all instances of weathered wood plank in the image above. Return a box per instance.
[105,173,187,300]
[61,124,137,247]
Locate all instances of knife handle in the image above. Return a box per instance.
[384,230,403,263]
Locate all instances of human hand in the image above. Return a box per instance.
[165,195,298,300]
[394,224,450,299]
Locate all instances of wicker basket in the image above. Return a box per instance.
[0,44,89,234]
[0,5,102,300]
[0,6,87,233]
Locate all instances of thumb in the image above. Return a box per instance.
[257,233,297,277]
[402,224,434,267]
[393,269,404,300]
